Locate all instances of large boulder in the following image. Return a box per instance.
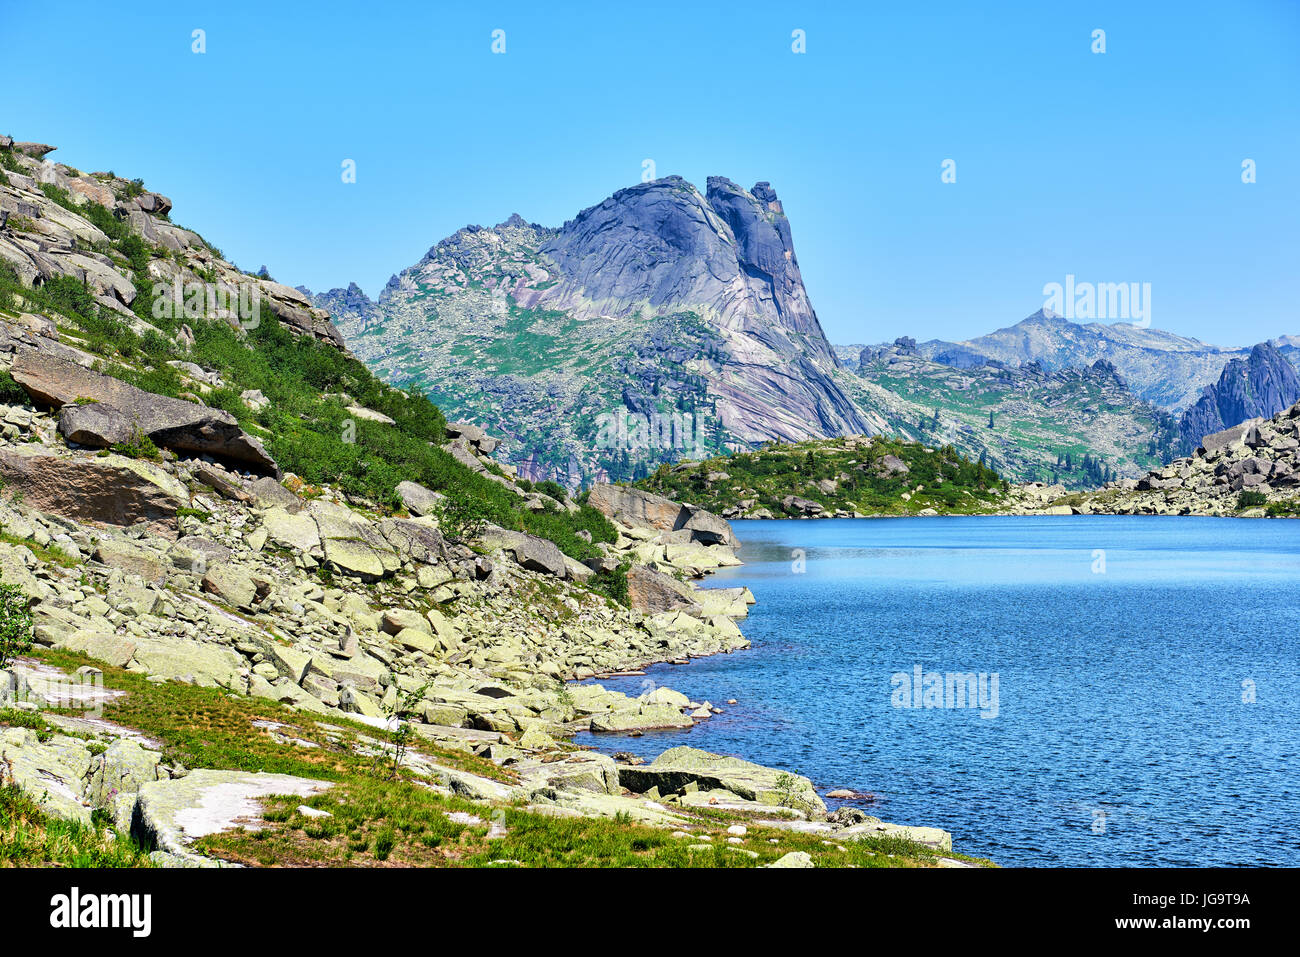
[626,565,701,614]
[480,526,568,578]
[588,483,736,546]
[678,503,737,546]
[309,500,399,580]
[446,421,500,454]
[587,483,683,531]
[0,728,95,824]
[0,448,187,536]
[589,702,693,732]
[86,738,162,810]
[11,350,278,474]
[396,480,442,517]
[618,746,827,817]
[201,565,269,611]
[93,539,169,583]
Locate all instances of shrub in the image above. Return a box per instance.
[1237,489,1268,510]
[0,371,27,405]
[587,559,630,606]
[0,579,33,670]
[110,426,161,461]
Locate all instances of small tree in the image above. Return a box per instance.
[0,579,33,670]
[379,681,430,779]
[773,771,802,810]
[431,488,489,542]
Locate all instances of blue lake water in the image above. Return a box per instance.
[576,516,1300,867]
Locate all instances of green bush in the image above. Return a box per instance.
[1237,489,1268,510]
[587,559,630,606]
[0,578,33,670]
[0,371,27,405]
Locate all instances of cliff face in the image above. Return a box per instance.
[318,177,877,486]
[535,177,834,359]
[1178,342,1300,453]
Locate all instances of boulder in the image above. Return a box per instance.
[58,401,138,447]
[86,738,162,809]
[480,526,568,578]
[626,565,701,614]
[0,448,187,536]
[248,476,302,513]
[587,483,683,531]
[781,494,824,516]
[396,480,442,517]
[12,142,55,158]
[767,851,815,868]
[0,728,95,824]
[589,702,693,732]
[446,421,499,454]
[261,508,320,553]
[1200,419,1261,455]
[93,539,168,583]
[201,565,268,611]
[679,504,738,546]
[587,483,736,545]
[11,350,278,474]
[618,746,827,817]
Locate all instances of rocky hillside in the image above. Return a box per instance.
[1177,341,1300,455]
[633,435,1007,519]
[0,135,973,868]
[846,338,1179,488]
[903,309,1250,410]
[1003,402,1300,517]
[311,177,880,487]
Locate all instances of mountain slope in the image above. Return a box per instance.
[908,310,1247,410]
[846,339,1178,487]
[313,177,878,487]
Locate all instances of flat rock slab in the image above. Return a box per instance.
[133,770,332,861]
[619,746,826,817]
[11,349,278,474]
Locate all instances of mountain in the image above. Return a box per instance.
[906,310,1248,410]
[1177,341,1300,453]
[845,339,1179,488]
[312,177,878,486]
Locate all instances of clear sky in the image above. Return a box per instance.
[6,0,1297,347]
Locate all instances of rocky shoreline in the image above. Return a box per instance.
[0,384,961,864]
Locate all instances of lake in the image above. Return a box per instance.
[576,516,1300,866]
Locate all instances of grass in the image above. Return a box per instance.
[0,785,154,867]
[0,532,80,568]
[196,778,978,869]
[8,649,992,869]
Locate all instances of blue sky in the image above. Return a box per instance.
[6,0,1297,346]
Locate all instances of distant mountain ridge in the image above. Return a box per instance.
[901,310,1248,410]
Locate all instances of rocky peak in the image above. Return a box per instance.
[1178,341,1300,453]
